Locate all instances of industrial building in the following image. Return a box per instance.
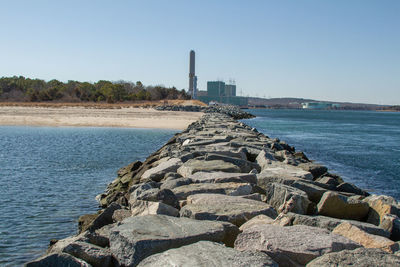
[187,50,248,106]
[197,81,248,106]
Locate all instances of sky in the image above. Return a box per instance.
[1,0,399,105]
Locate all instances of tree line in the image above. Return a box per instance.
[0,76,190,102]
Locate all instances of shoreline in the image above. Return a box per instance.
[0,105,203,130]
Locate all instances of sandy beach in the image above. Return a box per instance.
[0,106,203,130]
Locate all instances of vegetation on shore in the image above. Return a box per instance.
[0,76,190,103]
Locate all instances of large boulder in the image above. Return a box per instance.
[239,215,276,231]
[297,162,328,179]
[234,224,361,266]
[307,247,400,267]
[109,215,239,267]
[172,182,253,200]
[141,158,182,182]
[364,194,400,225]
[264,183,312,215]
[130,200,179,217]
[333,222,399,253]
[137,241,278,267]
[25,253,91,267]
[62,241,114,267]
[317,191,369,220]
[381,214,400,241]
[259,163,314,181]
[188,171,257,184]
[180,193,277,226]
[177,159,241,177]
[275,212,390,238]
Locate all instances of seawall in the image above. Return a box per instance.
[27,107,400,266]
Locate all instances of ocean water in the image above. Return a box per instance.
[1,110,399,266]
[242,109,400,200]
[0,126,176,266]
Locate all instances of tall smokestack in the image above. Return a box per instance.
[189,50,195,97]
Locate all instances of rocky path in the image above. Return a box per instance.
[27,109,400,266]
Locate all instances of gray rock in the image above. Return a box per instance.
[177,159,241,177]
[180,193,277,226]
[112,209,131,222]
[137,241,278,267]
[298,162,328,179]
[25,253,91,267]
[364,194,400,226]
[336,182,369,196]
[160,177,192,190]
[332,222,399,253]
[130,200,179,217]
[234,224,361,266]
[172,182,253,200]
[109,215,239,267]
[290,180,328,203]
[63,241,113,267]
[239,215,276,231]
[240,193,267,202]
[316,176,340,187]
[188,171,257,184]
[141,158,182,182]
[197,153,260,173]
[130,187,179,209]
[86,203,121,232]
[317,191,369,220]
[264,183,312,215]
[277,212,391,238]
[381,214,400,241]
[307,247,400,267]
[259,161,314,181]
[256,149,277,170]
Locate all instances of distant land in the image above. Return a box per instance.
[1,76,398,111]
[247,97,399,111]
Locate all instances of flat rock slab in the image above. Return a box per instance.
[130,200,179,217]
[235,224,361,266]
[177,159,241,177]
[109,215,239,267]
[180,193,277,226]
[188,171,257,184]
[307,247,400,267]
[137,241,278,267]
[260,161,313,180]
[172,182,253,200]
[277,212,390,238]
[141,158,182,182]
[332,222,399,253]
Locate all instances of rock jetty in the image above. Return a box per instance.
[27,106,400,266]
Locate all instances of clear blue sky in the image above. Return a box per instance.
[1,1,399,104]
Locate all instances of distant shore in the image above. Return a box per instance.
[0,102,204,129]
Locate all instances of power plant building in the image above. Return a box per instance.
[198,81,248,107]
[187,50,247,106]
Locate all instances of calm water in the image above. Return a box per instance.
[0,126,176,266]
[243,109,400,200]
[1,110,399,266]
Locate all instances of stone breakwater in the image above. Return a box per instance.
[27,111,400,266]
[155,104,255,119]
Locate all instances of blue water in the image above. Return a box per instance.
[243,109,400,200]
[1,110,399,266]
[0,126,176,266]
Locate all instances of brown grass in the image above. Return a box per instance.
[0,99,207,109]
